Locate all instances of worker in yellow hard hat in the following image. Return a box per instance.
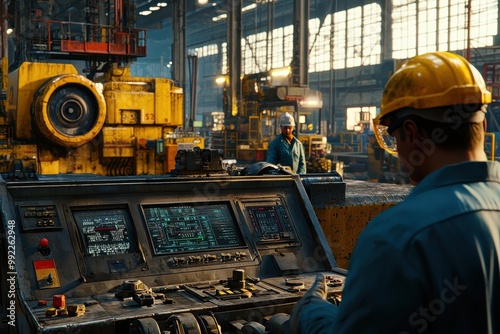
[372,51,492,184]
[266,112,307,174]
[290,52,500,334]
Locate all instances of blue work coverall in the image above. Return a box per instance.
[292,161,500,333]
[266,134,307,174]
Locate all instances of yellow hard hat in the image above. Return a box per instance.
[373,51,491,155]
[376,51,491,122]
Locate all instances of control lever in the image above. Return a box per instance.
[228,269,246,290]
[115,280,149,300]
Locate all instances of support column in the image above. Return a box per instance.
[291,0,309,87]
[172,0,187,125]
[227,0,242,116]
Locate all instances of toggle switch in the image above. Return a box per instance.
[33,259,61,289]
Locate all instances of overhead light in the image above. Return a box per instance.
[212,13,227,22]
[139,10,152,16]
[242,4,257,12]
[198,0,208,4]
[215,76,227,85]
[6,28,13,34]
[157,2,167,6]
[211,3,256,22]
[300,98,323,109]
[149,6,160,10]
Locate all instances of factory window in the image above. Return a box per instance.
[237,3,381,75]
[332,10,347,69]
[282,25,294,69]
[392,0,498,59]
[309,17,331,72]
[255,32,268,72]
[243,32,264,74]
[346,6,363,68]
[221,42,228,74]
[362,3,382,65]
[242,28,292,74]
[341,4,382,68]
[271,28,284,69]
[309,3,382,71]
[196,44,219,58]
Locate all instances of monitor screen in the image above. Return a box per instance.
[72,207,136,257]
[249,206,284,235]
[142,202,245,255]
[246,204,298,243]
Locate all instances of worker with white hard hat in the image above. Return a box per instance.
[266,112,306,174]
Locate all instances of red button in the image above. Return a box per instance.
[39,238,49,248]
[53,294,65,308]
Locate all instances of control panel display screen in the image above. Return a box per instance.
[246,204,297,243]
[72,208,136,257]
[142,203,245,255]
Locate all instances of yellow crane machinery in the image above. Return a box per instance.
[6,62,183,175]
[0,0,200,176]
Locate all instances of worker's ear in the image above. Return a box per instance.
[402,119,420,144]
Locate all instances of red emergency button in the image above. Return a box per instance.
[38,238,51,256]
[39,238,49,248]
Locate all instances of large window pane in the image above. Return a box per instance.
[392,0,498,59]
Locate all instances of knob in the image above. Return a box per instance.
[39,238,50,256]
[39,238,49,248]
[233,269,245,281]
[228,269,246,289]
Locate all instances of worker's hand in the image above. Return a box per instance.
[289,273,329,334]
[304,273,328,300]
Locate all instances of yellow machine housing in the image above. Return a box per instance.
[6,62,186,175]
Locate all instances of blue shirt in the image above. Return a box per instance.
[296,161,500,333]
[267,134,307,174]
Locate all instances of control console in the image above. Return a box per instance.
[0,173,345,334]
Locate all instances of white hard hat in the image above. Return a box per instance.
[280,112,295,126]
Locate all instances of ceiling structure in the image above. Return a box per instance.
[135,0,225,29]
